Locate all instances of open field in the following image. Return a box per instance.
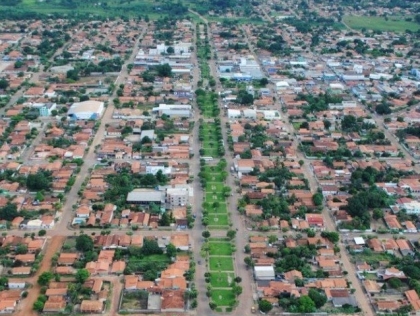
[343,15,420,32]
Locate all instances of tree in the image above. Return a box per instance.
[0,203,18,221]
[14,60,23,69]
[259,78,269,86]
[155,63,172,77]
[66,69,79,81]
[159,212,171,226]
[37,271,54,286]
[388,277,402,289]
[26,170,52,191]
[244,256,253,267]
[308,289,327,308]
[33,300,45,312]
[232,284,242,296]
[202,231,211,239]
[0,78,9,90]
[75,234,94,252]
[166,243,177,258]
[15,244,28,254]
[141,238,163,255]
[297,295,316,313]
[323,120,331,130]
[312,193,323,206]
[258,300,273,313]
[376,103,391,115]
[227,230,236,240]
[166,46,174,54]
[143,269,158,281]
[75,269,90,284]
[341,115,357,131]
[236,90,254,105]
[320,231,339,243]
[372,208,384,220]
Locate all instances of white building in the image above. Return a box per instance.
[254,266,275,280]
[152,104,192,118]
[8,279,26,289]
[243,109,257,119]
[68,100,104,120]
[140,130,155,141]
[227,109,241,119]
[166,187,191,208]
[401,201,420,214]
[146,165,172,175]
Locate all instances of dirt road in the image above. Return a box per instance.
[15,236,65,316]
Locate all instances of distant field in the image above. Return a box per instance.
[343,15,420,32]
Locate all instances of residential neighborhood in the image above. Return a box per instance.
[0,0,420,314]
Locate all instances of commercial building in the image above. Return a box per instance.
[126,188,165,205]
[68,100,104,120]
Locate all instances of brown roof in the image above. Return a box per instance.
[161,290,184,310]
[80,300,103,313]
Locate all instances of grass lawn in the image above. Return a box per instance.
[128,254,170,272]
[292,122,302,130]
[343,15,420,32]
[203,202,227,214]
[205,192,224,202]
[211,289,236,307]
[209,242,233,256]
[209,256,234,271]
[210,272,234,288]
[208,214,229,226]
[205,182,225,193]
[202,147,220,157]
[202,172,225,182]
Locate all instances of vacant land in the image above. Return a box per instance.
[343,15,420,32]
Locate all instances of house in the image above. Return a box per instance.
[0,300,16,314]
[283,270,302,283]
[43,297,66,313]
[80,300,103,313]
[8,279,25,289]
[236,159,255,174]
[170,234,189,251]
[58,253,79,266]
[363,280,381,294]
[406,289,420,312]
[11,267,31,275]
[396,239,414,256]
[111,261,126,274]
[15,254,35,263]
[379,267,406,280]
[305,214,324,230]
[161,290,185,312]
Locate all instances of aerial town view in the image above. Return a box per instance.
[0,0,420,315]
